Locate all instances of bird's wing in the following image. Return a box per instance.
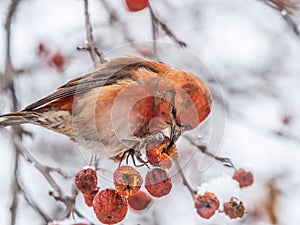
[24,56,159,111]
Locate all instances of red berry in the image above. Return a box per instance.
[146,136,178,170]
[113,166,143,196]
[93,189,128,224]
[194,192,220,219]
[125,0,149,12]
[75,167,98,194]
[83,187,99,207]
[233,169,254,188]
[282,114,292,125]
[49,52,66,70]
[38,43,45,54]
[223,197,246,219]
[128,190,153,211]
[145,168,172,198]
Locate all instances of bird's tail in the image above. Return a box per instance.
[0,111,38,127]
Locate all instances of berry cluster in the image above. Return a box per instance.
[75,165,172,224]
[194,192,247,220]
[75,135,254,224]
[194,168,253,220]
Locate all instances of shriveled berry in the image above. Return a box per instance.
[146,136,178,170]
[233,169,254,188]
[145,168,172,198]
[113,166,143,196]
[93,189,128,224]
[75,167,98,194]
[83,187,99,207]
[125,0,149,12]
[128,190,153,211]
[223,197,246,219]
[194,192,220,219]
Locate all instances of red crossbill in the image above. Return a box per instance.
[0,56,212,158]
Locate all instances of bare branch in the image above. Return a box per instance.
[46,166,71,179]
[3,130,86,220]
[184,135,236,170]
[4,1,22,224]
[10,147,20,225]
[98,0,135,43]
[175,161,197,198]
[149,4,187,48]
[78,0,106,67]
[149,6,159,59]
[262,0,300,36]
[7,132,63,196]
[99,0,119,24]
[5,0,21,88]
[17,177,51,222]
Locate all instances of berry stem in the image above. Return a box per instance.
[184,135,236,170]
[174,160,197,197]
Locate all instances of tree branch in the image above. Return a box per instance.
[4,1,22,224]
[17,175,51,222]
[149,4,187,48]
[184,135,236,170]
[9,146,20,225]
[77,0,106,67]
[175,161,197,198]
[263,0,299,36]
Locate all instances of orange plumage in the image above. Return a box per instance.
[0,56,212,158]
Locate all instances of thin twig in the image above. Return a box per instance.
[74,208,96,225]
[98,0,119,24]
[17,177,51,222]
[4,1,22,224]
[46,166,71,179]
[8,132,63,196]
[5,130,82,220]
[149,6,159,59]
[98,0,135,43]
[184,135,236,170]
[175,160,197,198]
[10,144,20,225]
[3,0,103,223]
[149,4,187,48]
[78,0,106,67]
[5,0,21,88]
[263,0,300,36]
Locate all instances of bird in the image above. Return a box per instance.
[0,56,212,160]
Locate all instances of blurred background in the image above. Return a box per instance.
[0,0,300,224]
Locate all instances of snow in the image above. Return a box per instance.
[1,0,300,224]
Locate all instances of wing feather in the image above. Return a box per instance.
[24,56,159,111]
